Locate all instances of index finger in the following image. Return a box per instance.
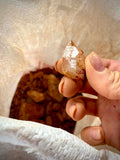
[55,58,64,75]
[55,58,97,97]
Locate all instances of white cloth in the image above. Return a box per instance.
[0,0,120,159]
[0,116,119,160]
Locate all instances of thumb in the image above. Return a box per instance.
[85,52,120,100]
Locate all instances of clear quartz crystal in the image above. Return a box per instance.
[62,41,85,80]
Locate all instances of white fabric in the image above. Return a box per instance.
[0,0,120,159]
[0,116,120,160]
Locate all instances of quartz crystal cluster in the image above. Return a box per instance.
[56,41,85,80]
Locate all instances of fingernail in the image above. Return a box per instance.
[92,128,102,140]
[68,105,77,118]
[90,52,105,71]
[59,78,65,94]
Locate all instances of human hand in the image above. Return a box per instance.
[56,52,120,150]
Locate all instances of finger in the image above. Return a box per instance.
[81,126,105,146]
[56,58,81,97]
[55,58,63,75]
[56,58,96,97]
[59,76,97,97]
[86,52,120,99]
[59,77,83,97]
[66,96,97,121]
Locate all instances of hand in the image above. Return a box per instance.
[56,52,120,150]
